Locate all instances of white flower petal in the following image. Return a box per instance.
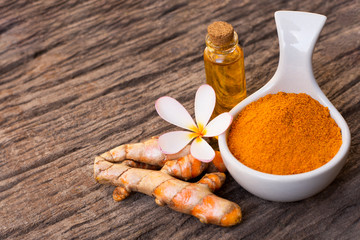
[203,112,233,137]
[158,131,195,154]
[190,137,215,162]
[194,84,216,130]
[155,96,197,131]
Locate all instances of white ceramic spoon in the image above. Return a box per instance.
[218,11,351,202]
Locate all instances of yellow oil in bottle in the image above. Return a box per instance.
[204,22,246,118]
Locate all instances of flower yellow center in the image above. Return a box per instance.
[197,123,207,136]
[189,123,207,139]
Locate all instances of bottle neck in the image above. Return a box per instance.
[205,32,239,54]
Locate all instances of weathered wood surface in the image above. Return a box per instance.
[0,0,359,239]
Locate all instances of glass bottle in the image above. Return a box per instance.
[204,21,246,118]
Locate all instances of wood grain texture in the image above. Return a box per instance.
[0,0,359,239]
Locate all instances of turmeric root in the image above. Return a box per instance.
[112,170,224,203]
[114,153,208,201]
[100,137,189,166]
[99,137,229,206]
[113,186,130,202]
[122,160,159,170]
[99,137,226,173]
[161,154,208,180]
[94,157,242,227]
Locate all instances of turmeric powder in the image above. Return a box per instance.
[228,92,342,175]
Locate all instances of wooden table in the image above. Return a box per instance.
[1,0,359,239]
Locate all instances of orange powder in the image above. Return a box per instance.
[227,92,342,175]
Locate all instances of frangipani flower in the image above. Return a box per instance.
[155,84,232,162]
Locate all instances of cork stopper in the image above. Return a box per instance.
[207,21,234,46]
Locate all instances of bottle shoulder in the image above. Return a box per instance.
[204,45,243,65]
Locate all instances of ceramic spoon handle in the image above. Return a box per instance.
[274,11,327,89]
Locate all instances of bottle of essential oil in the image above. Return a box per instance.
[204,21,246,118]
